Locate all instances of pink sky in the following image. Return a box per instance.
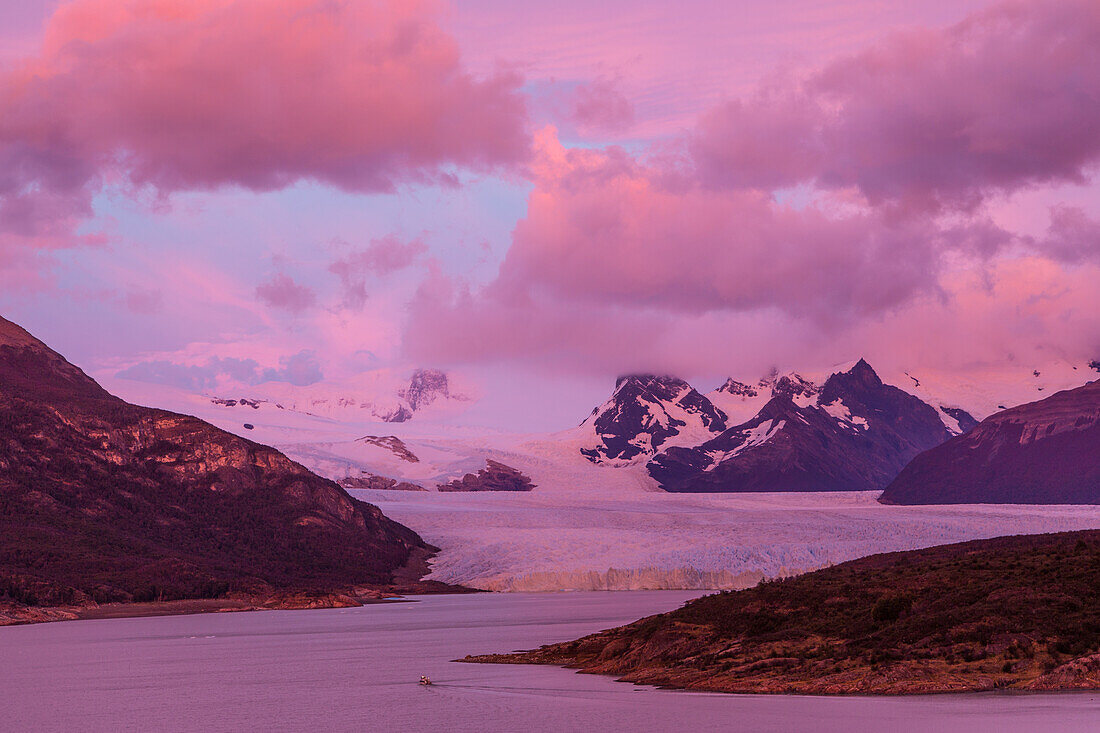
[1,0,1098,429]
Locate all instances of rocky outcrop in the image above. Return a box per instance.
[714,378,758,398]
[0,315,438,614]
[377,404,414,423]
[880,380,1100,504]
[437,460,536,492]
[210,397,263,409]
[339,474,425,491]
[354,435,419,462]
[1029,653,1100,690]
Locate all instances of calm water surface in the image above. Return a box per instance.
[1,591,1097,732]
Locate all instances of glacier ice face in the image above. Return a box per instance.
[352,489,1100,591]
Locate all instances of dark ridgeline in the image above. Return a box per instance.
[880,380,1100,504]
[0,316,436,610]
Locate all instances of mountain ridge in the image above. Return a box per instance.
[0,315,449,621]
[577,359,977,492]
[880,379,1100,504]
[649,360,973,492]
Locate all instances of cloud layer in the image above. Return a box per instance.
[116,350,324,392]
[691,0,1100,208]
[0,0,529,246]
[2,0,1098,423]
[404,0,1100,377]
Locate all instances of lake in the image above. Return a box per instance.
[1,591,1097,732]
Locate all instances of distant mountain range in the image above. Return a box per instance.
[581,360,979,492]
[881,379,1100,504]
[98,341,1098,505]
[200,367,471,424]
[0,316,440,617]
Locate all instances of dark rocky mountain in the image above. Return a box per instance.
[580,375,728,463]
[0,316,440,613]
[649,360,972,492]
[714,378,758,399]
[437,460,536,492]
[880,380,1100,504]
[466,530,1100,694]
[399,368,453,414]
[940,406,980,433]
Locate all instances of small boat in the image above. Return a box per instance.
[419,675,432,686]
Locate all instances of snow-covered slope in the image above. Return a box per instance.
[888,360,1095,421]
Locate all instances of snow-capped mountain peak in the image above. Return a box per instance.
[708,370,820,423]
[580,374,728,464]
[715,378,759,398]
[761,370,820,404]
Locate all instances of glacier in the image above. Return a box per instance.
[351,489,1100,591]
[103,371,1100,593]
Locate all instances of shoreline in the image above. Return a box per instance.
[460,654,1100,697]
[0,589,466,628]
[0,543,478,628]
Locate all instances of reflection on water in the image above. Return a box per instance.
[1,591,1098,732]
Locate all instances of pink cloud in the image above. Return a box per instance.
[1043,207,1100,265]
[332,236,428,277]
[123,288,164,315]
[0,0,529,241]
[255,273,316,313]
[569,79,635,134]
[850,257,1100,374]
[405,248,1100,382]
[329,235,428,308]
[404,1,1100,379]
[690,0,1100,208]
[115,349,324,391]
[0,248,57,292]
[491,130,1002,321]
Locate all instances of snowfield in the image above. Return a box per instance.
[350,489,1100,591]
